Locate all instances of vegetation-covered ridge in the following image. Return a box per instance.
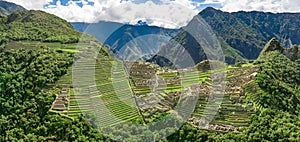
[0,8,111,141]
[199,7,300,60]
[0,10,81,44]
[149,7,300,67]
[149,25,248,67]
[260,37,300,61]
[173,41,300,141]
[0,47,110,141]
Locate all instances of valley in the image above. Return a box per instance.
[0,2,299,141]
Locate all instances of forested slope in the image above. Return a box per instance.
[0,10,81,43]
[200,7,300,60]
[165,38,300,141]
[0,10,111,141]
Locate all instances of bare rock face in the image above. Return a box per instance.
[259,38,284,57]
[283,45,300,61]
[259,38,300,61]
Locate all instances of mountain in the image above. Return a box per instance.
[0,5,112,141]
[284,45,300,61]
[149,15,247,68]
[260,38,300,61]
[0,10,81,43]
[71,21,126,44]
[71,22,91,32]
[150,7,300,67]
[0,0,26,15]
[259,38,284,57]
[75,8,300,66]
[71,22,180,60]
[0,2,300,141]
[199,7,300,59]
[70,8,300,70]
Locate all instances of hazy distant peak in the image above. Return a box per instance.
[0,0,26,15]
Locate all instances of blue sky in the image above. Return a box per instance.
[4,0,300,28]
[43,0,220,10]
[45,0,95,8]
[39,0,223,28]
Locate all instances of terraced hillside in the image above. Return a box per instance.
[53,45,143,126]
[0,8,113,141]
[54,56,259,133]
[124,62,182,122]
[5,40,79,52]
[18,41,97,117]
[190,65,258,132]
[124,60,258,132]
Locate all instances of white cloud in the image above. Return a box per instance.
[4,0,53,9]
[4,0,300,28]
[44,0,198,28]
[4,0,198,28]
[92,0,197,28]
[220,0,300,13]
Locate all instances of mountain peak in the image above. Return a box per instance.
[199,7,222,17]
[203,7,217,11]
[0,0,26,15]
[201,7,221,13]
[259,38,284,57]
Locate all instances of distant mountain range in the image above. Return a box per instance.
[1,0,299,66]
[71,7,300,66]
[71,22,180,60]
[0,0,26,15]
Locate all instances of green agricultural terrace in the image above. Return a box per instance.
[5,40,79,53]
[53,54,259,133]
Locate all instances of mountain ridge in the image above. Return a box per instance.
[0,10,81,43]
[0,0,26,15]
[199,7,300,59]
[72,7,300,66]
[260,37,300,61]
[71,21,180,60]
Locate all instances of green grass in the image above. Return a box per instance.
[164,86,183,93]
[86,61,142,125]
[181,71,210,86]
[59,49,78,53]
[5,40,81,53]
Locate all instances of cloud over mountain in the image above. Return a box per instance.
[4,0,300,28]
[220,0,300,13]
